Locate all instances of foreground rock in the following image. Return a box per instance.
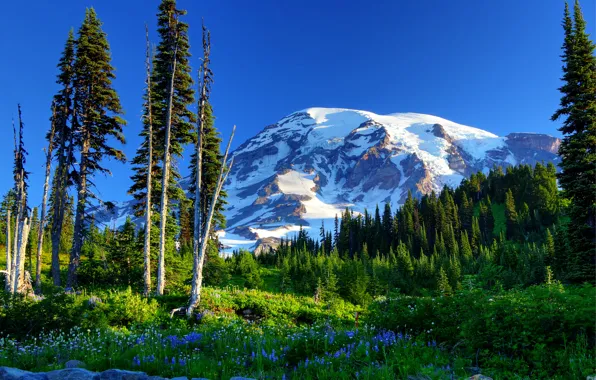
[0,367,231,380]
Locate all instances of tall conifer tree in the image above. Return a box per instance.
[552,1,596,282]
[67,8,126,288]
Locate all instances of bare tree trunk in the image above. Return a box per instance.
[67,140,88,290]
[143,24,154,297]
[50,185,65,286]
[4,210,11,292]
[13,217,30,294]
[35,104,57,293]
[11,105,28,294]
[187,126,235,316]
[156,28,179,296]
[50,114,74,287]
[187,24,211,317]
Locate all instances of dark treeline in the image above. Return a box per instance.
[255,163,570,305]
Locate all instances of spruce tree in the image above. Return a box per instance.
[551,1,596,282]
[505,189,519,240]
[67,8,126,288]
[437,266,452,295]
[461,230,473,261]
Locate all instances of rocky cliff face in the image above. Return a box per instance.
[92,108,560,253]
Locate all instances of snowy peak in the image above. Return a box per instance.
[221,108,560,251]
[90,107,560,254]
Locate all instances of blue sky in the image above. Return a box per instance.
[0,0,594,207]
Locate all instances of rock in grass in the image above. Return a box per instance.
[467,376,493,380]
[46,368,98,380]
[169,377,188,380]
[87,296,103,309]
[65,361,86,369]
[230,378,257,380]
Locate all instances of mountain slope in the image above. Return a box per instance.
[220,108,560,251]
[93,107,560,252]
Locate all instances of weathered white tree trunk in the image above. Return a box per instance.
[187,28,210,316]
[187,93,205,316]
[13,216,30,294]
[156,32,179,296]
[4,210,11,292]
[11,106,28,295]
[35,104,56,292]
[143,24,154,297]
[187,126,235,316]
[12,187,21,292]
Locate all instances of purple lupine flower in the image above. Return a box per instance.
[179,358,186,366]
[132,356,141,367]
[171,357,176,365]
[184,332,202,344]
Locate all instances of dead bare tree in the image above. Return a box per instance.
[187,126,235,317]
[12,105,30,294]
[156,18,179,296]
[185,22,213,317]
[142,24,154,297]
[10,118,18,290]
[34,102,57,293]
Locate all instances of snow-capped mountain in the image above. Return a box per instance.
[93,108,560,252]
[220,108,560,251]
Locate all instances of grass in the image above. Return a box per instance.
[0,315,461,379]
[0,283,593,379]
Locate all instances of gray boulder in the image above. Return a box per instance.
[98,370,149,380]
[0,367,35,380]
[46,369,98,380]
[64,361,86,369]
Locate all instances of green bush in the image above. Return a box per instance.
[368,283,595,377]
[0,287,161,339]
